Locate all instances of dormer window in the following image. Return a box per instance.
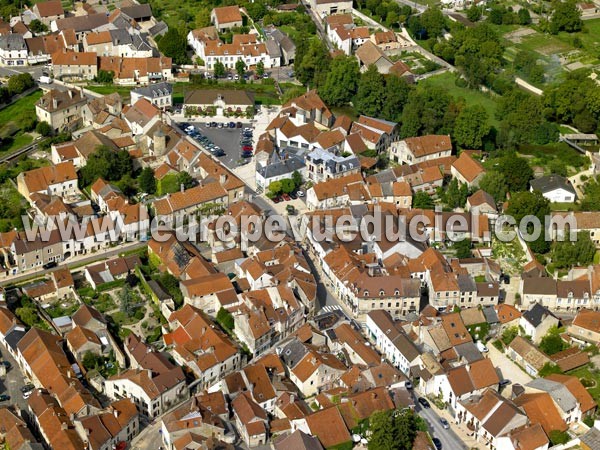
[379,290,385,296]
[395,289,400,296]
[364,290,369,297]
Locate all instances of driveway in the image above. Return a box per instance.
[487,342,533,392]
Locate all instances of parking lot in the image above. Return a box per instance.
[182,121,253,170]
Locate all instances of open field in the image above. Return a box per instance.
[418,72,500,127]
[0,90,42,155]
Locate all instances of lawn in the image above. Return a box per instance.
[0,89,42,155]
[174,80,290,105]
[566,365,600,404]
[517,142,590,175]
[86,84,136,101]
[418,72,500,127]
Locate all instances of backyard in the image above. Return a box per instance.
[566,364,600,405]
[418,72,500,127]
[0,90,43,155]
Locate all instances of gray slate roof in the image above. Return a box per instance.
[0,34,26,51]
[257,157,305,180]
[530,174,576,195]
[526,378,578,413]
[522,303,558,328]
[132,81,173,98]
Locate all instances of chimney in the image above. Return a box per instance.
[61,422,68,431]
[113,408,120,418]
[52,97,58,109]
[68,90,73,99]
[220,174,227,184]
[180,183,185,193]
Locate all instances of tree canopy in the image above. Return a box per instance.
[368,409,420,450]
[157,28,189,65]
[454,105,490,149]
[551,231,596,268]
[80,146,133,186]
[320,55,360,107]
[478,171,507,203]
[355,65,386,117]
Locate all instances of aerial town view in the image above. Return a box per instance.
[1,0,600,448]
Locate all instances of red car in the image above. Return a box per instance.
[242,145,253,152]
[272,196,282,203]
[282,193,291,201]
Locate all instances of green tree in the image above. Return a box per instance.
[177,171,195,190]
[139,167,156,194]
[453,238,472,258]
[280,178,295,194]
[157,28,189,65]
[538,362,563,377]
[506,190,550,224]
[269,180,282,195]
[296,38,330,88]
[497,155,533,192]
[235,59,246,78]
[549,0,582,33]
[400,86,457,138]
[412,191,434,209]
[29,19,48,33]
[119,285,136,315]
[320,55,360,107]
[420,7,446,38]
[454,105,490,149]
[478,171,507,203]
[256,60,265,77]
[549,431,570,446]
[95,70,114,84]
[7,73,34,95]
[581,175,600,210]
[551,231,596,268]
[214,61,226,78]
[355,65,386,117]
[82,351,101,370]
[466,4,482,22]
[506,190,551,254]
[35,121,52,137]
[501,326,519,345]
[381,75,412,122]
[194,7,211,28]
[368,409,419,450]
[80,146,132,186]
[292,170,303,189]
[518,8,532,25]
[216,307,235,331]
[539,326,568,355]
[444,178,469,208]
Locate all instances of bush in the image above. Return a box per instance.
[134,309,145,320]
[548,430,570,446]
[492,340,504,351]
[35,121,52,136]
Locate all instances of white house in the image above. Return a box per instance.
[530,174,577,203]
[0,34,28,66]
[366,310,421,375]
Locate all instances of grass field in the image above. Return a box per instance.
[86,84,136,101]
[566,365,600,404]
[0,90,43,155]
[418,72,500,127]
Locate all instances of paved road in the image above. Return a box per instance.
[415,403,467,450]
[487,341,533,392]
[0,345,29,415]
[0,241,147,287]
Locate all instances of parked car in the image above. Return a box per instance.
[476,341,489,353]
[440,418,450,429]
[282,193,291,201]
[289,192,297,199]
[1,361,11,370]
[43,261,57,270]
[432,438,442,450]
[227,74,233,80]
[217,122,224,129]
[263,73,269,79]
[0,395,10,402]
[272,196,282,203]
[20,384,34,393]
[241,152,253,158]
[297,190,305,197]
[405,381,413,389]
[286,205,296,215]
[242,146,253,152]
[229,122,235,128]
[418,397,430,408]
[214,149,226,157]
[236,122,243,128]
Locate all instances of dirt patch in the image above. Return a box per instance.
[505,27,536,43]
